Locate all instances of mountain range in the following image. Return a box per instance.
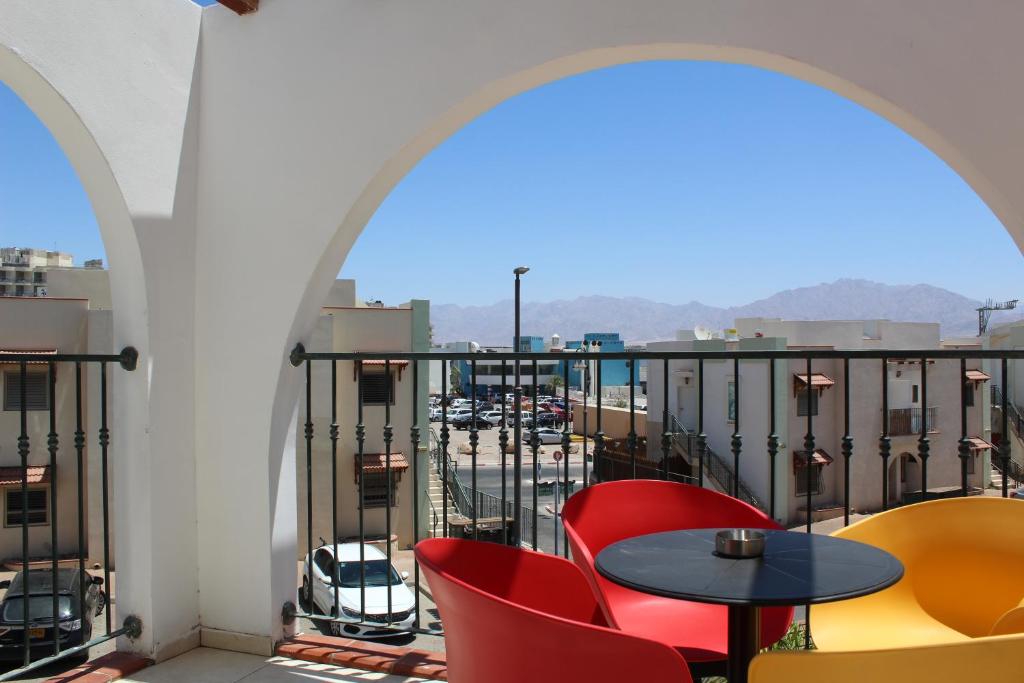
[430,279,1021,345]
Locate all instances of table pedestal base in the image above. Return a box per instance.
[727,604,761,683]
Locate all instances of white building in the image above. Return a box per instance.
[647,319,991,525]
[296,280,430,554]
[0,247,104,299]
[0,296,113,564]
[984,321,1024,481]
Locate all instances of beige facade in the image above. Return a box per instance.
[296,281,430,555]
[0,247,104,300]
[648,319,991,525]
[0,297,112,564]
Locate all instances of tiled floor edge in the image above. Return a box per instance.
[43,651,153,683]
[275,634,447,681]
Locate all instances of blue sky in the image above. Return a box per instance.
[1,61,1020,307]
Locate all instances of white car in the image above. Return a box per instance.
[505,411,533,428]
[301,543,416,638]
[446,408,472,422]
[428,406,442,422]
[523,427,564,445]
[480,410,505,426]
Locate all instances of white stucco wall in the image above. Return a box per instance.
[2,0,1023,660]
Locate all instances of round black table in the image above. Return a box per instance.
[595,528,903,683]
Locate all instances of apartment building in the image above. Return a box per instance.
[647,318,991,525]
[296,280,430,554]
[985,321,1024,477]
[0,247,106,299]
[0,296,112,564]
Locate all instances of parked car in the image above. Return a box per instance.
[1012,487,1024,500]
[452,414,493,430]
[0,568,105,663]
[480,410,505,426]
[475,401,494,412]
[448,399,471,409]
[446,408,473,422]
[301,543,415,639]
[535,412,561,427]
[505,412,533,428]
[523,427,564,445]
[428,406,443,422]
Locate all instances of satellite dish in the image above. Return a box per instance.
[694,324,713,341]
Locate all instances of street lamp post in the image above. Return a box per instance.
[512,266,529,546]
[573,340,601,473]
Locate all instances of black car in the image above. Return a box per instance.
[0,568,105,663]
[535,411,562,427]
[451,414,493,431]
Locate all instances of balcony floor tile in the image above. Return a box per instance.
[119,648,430,683]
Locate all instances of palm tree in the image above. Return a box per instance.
[548,375,564,394]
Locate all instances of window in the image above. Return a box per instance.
[4,370,50,411]
[727,381,736,422]
[797,389,818,417]
[963,382,975,408]
[795,465,823,496]
[5,488,48,527]
[966,453,976,475]
[912,385,919,403]
[361,472,398,508]
[313,548,334,576]
[360,369,395,405]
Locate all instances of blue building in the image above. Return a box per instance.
[566,332,632,389]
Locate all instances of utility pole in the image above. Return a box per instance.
[977,299,1018,336]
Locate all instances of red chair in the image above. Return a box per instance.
[562,480,794,674]
[415,538,693,683]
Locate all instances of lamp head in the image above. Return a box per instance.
[513,266,530,276]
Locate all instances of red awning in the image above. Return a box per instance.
[358,360,410,367]
[794,373,835,388]
[0,466,51,486]
[356,453,410,475]
[964,370,991,383]
[793,449,834,471]
[967,437,993,451]
[0,349,56,365]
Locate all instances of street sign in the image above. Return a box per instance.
[553,450,563,462]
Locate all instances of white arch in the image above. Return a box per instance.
[191,0,1024,648]
[0,45,148,352]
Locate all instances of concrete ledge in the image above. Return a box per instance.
[44,651,152,683]
[276,634,447,680]
[200,627,274,657]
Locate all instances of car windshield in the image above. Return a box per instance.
[337,560,402,588]
[3,596,72,623]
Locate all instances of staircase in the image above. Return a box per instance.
[427,429,459,537]
[990,385,1024,490]
[667,415,765,512]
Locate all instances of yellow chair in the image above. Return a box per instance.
[812,497,1024,652]
[749,498,1024,681]
[749,633,1024,683]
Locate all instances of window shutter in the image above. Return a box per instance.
[4,371,50,411]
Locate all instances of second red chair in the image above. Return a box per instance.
[416,537,693,683]
[562,479,794,675]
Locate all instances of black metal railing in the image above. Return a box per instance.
[0,348,140,681]
[992,384,1024,439]
[668,414,760,510]
[288,345,1024,643]
[888,406,938,437]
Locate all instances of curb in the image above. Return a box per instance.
[44,652,153,683]
[276,634,447,681]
